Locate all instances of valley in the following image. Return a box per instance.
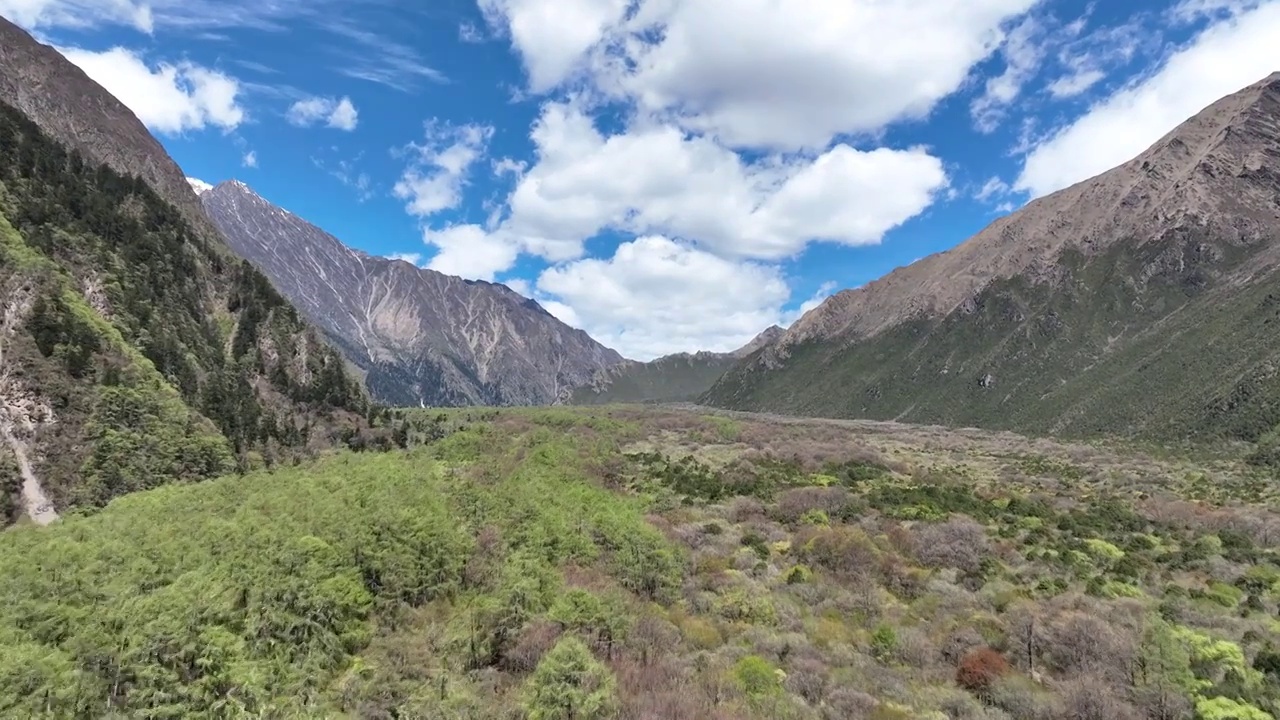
[1,7,1279,720]
[1,406,1277,718]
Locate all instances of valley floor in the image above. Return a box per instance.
[1,405,1278,719]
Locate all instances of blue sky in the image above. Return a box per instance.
[5,0,1279,359]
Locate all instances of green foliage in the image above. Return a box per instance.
[1,406,1278,718]
[1195,696,1273,720]
[523,637,618,720]
[871,624,899,661]
[567,354,739,405]
[733,655,783,698]
[0,98,368,515]
[703,229,1280,444]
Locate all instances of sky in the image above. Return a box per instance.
[3,0,1279,360]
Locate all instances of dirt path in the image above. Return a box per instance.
[3,427,56,525]
[0,282,58,526]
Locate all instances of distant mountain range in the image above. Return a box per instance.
[706,72,1280,443]
[563,326,783,405]
[199,180,623,407]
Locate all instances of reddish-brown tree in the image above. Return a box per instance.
[956,647,1011,696]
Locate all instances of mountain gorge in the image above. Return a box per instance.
[199,180,623,407]
[706,72,1280,443]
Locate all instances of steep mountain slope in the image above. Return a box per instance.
[0,18,217,240]
[200,181,623,407]
[565,326,783,405]
[0,26,372,525]
[706,72,1280,442]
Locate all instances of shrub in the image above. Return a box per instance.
[870,624,898,661]
[915,517,991,575]
[733,655,783,698]
[956,647,1010,696]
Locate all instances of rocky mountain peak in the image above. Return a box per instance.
[733,325,785,358]
[200,185,623,406]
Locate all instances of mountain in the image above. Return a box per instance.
[199,180,624,407]
[564,325,784,405]
[706,72,1280,442]
[0,20,372,525]
[0,19,218,240]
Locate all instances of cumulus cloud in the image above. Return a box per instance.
[494,102,948,263]
[394,121,495,217]
[1016,1,1280,197]
[478,0,630,92]
[286,96,359,130]
[535,235,797,360]
[58,46,244,134]
[485,0,1036,150]
[241,150,258,168]
[421,224,519,281]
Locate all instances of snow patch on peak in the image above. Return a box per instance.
[187,177,214,195]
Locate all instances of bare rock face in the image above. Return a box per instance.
[200,181,623,406]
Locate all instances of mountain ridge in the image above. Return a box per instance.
[200,180,624,407]
[0,18,221,241]
[706,72,1280,441]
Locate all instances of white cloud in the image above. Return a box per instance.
[286,95,359,131]
[315,154,376,202]
[1016,1,1280,197]
[970,16,1045,133]
[459,21,486,43]
[599,0,1036,150]
[58,46,245,134]
[1046,69,1106,98]
[421,224,519,281]
[394,122,495,217]
[502,277,533,297]
[535,235,796,360]
[481,0,1040,149]
[493,102,947,264]
[975,176,1011,202]
[479,0,630,92]
[1,0,153,32]
[186,176,213,195]
[1170,0,1267,23]
[241,150,258,168]
[327,97,359,130]
[386,252,424,266]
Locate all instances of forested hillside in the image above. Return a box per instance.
[1,407,1278,718]
[0,98,372,520]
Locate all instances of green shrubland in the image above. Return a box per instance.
[1,406,1279,718]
